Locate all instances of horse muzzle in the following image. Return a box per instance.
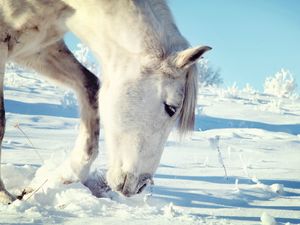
[116,173,153,197]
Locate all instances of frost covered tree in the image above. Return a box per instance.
[264,69,297,98]
[5,61,29,74]
[198,59,222,87]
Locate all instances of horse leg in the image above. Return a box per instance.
[15,40,100,183]
[0,42,16,204]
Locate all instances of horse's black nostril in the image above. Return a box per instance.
[120,174,127,192]
[136,174,154,194]
[115,173,154,197]
[137,183,147,194]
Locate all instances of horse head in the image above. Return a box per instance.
[100,45,211,196]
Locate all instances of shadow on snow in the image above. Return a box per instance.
[193,214,300,224]
[152,174,300,214]
[5,99,78,118]
[195,115,300,135]
[155,174,300,190]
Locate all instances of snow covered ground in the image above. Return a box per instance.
[0,69,299,225]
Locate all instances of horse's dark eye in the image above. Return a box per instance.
[164,103,177,117]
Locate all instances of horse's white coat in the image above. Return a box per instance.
[0,0,210,201]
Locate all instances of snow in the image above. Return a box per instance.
[0,69,300,225]
[261,212,277,225]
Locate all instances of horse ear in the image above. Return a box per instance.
[175,46,212,69]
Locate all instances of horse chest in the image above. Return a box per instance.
[4,24,65,59]
[0,0,70,59]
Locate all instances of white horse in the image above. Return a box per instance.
[0,0,211,203]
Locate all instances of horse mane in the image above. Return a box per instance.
[178,64,198,135]
[137,0,198,135]
[148,1,198,135]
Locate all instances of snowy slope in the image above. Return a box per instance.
[0,70,299,225]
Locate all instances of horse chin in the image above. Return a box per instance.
[109,172,153,197]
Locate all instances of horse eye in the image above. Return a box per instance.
[164,102,177,117]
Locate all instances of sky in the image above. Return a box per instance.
[65,0,300,91]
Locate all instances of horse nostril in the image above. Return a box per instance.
[136,174,154,194]
[116,173,153,196]
[121,174,127,192]
[137,183,147,194]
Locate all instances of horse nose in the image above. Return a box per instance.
[119,173,153,197]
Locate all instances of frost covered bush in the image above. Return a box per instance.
[5,62,39,88]
[258,99,282,114]
[217,82,240,99]
[5,62,29,74]
[60,91,78,108]
[242,83,257,94]
[198,59,223,87]
[73,43,98,75]
[264,69,297,98]
[4,72,24,88]
[209,136,228,178]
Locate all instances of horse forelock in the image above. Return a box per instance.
[178,64,198,136]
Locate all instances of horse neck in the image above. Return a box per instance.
[63,0,187,77]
